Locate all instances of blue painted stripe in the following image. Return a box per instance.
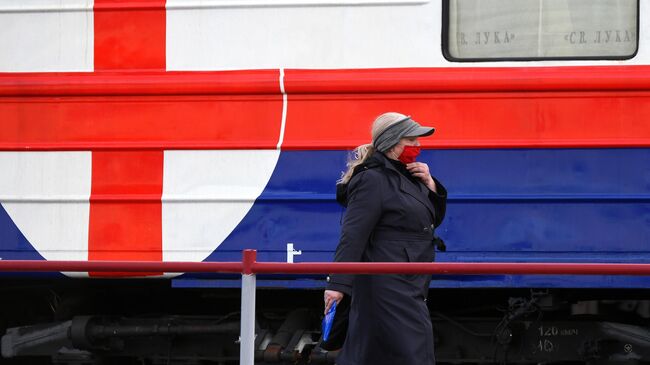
[201,148,650,288]
[2,147,649,288]
[0,203,45,261]
[255,193,650,202]
[171,275,650,289]
[264,148,650,196]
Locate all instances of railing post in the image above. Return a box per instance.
[240,250,257,365]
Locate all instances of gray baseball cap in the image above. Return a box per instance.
[400,116,435,137]
[373,115,435,152]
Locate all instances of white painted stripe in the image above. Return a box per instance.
[167,0,428,9]
[0,0,426,11]
[166,2,442,70]
[277,68,287,150]
[0,0,94,72]
[161,77,286,262]
[0,152,91,263]
[537,0,544,58]
[279,68,286,94]
[0,196,90,202]
[167,0,650,70]
[0,0,93,12]
[161,150,280,262]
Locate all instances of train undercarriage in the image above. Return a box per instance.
[1,280,649,364]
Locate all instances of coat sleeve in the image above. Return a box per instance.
[429,176,447,228]
[326,170,383,295]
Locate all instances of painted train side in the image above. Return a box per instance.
[1,1,649,363]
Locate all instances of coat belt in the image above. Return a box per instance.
[371,229,434,242]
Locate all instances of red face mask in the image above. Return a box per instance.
[398,145,421,164]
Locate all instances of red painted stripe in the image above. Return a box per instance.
[283,66,650,93]
[281,67,650,149]
[0,95,283,150]
[88,151,163,276]
[88,194,163,202]
[2,66,650,96]
[283,91,650,149]
[0,71,281,96]
[94,0,166,71]
[93,1,166,11]
[1,92,648,149]
[1,67,650,150]
[90,0,166,272]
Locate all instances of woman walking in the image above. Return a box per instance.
[324,112,447,365]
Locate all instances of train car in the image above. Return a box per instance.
[1,0,649,363]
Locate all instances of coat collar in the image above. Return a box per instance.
[375,152,435,218]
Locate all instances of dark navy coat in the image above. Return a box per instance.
[326,151,447,365]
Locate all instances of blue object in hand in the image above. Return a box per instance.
[322,300,337,342]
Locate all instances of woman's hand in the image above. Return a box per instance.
[324,290,344,314]
[406,162,437,192]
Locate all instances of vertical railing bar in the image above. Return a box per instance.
[240,273,256,365]
[240,250,257,365]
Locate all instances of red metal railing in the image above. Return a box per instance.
[3,249,650,365]
[0,259,243,273]
[1,249,650,276]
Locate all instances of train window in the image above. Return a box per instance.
[444,0,638,61]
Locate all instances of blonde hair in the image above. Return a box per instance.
[338,112,409,184]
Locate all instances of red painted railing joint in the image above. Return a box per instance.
[242,249,257,275]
